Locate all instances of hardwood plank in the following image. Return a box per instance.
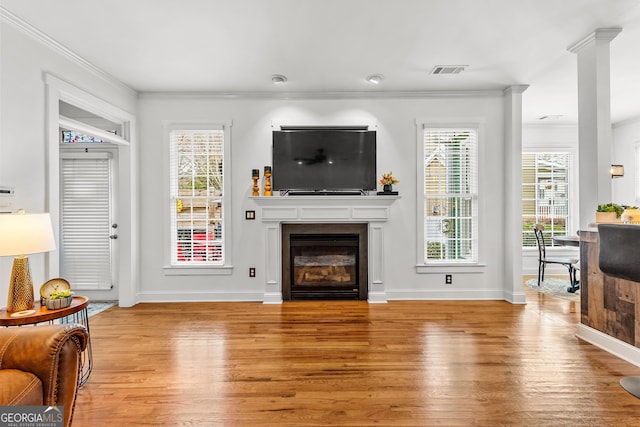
[71,280,640,426]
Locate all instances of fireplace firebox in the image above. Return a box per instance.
[282,223,368,300]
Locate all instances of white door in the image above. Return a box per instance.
[60,150,118,300]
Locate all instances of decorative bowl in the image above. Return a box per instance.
[622,209,640,224]
[44,295,73,310]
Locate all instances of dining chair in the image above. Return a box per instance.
[534,224,579,292]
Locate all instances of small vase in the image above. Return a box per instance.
[383,184,392,193]
[622,209,640,224]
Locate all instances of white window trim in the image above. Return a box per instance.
[521,145,578,253]
[163,121,233,276]
[415,120,483,273]
[44,72,138,307]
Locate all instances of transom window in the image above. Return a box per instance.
[421,127,478,263]
[522,152,571,247]
[169,128,225,265]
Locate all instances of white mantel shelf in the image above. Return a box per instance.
[249,195,400,304]
[250,195,399,203]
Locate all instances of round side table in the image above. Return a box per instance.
[0,296,93,386]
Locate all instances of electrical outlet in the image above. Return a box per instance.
[245,210,256,220]
[249,267,256,277]
[445,274,452,284]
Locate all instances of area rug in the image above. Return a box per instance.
[87,301,116,317]
[525,278,580,301]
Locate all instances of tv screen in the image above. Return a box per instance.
[272,129,376,193]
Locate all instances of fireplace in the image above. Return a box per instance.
[252,195,397,303]
[282,223,368,300]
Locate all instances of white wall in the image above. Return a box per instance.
[138,94,508,302]
[613,118,640,206]
[1,14,520,305]
[0,21,137,307]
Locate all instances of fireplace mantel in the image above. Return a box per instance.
[251,195,398,222]
[250,195,399,304]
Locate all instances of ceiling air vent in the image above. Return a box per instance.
[431,65,467,75]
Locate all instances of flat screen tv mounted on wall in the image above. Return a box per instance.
[272,128,376,195]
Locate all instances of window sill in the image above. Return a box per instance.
[415,263,487,274]
[163,265,234,276]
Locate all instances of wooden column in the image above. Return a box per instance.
[568,28,621,229]
[579,230,640,349]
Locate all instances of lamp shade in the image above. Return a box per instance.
[0,213,56,256]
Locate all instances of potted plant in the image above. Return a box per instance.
[596,203,624,223]
[379,171,399,194]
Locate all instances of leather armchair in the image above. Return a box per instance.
[0,324,89,427]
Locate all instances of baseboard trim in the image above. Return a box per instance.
[367,291,388,304]
[136,289,523,304]
[576,323,640,367]
[385,289,508,301]
[137,290,265,303]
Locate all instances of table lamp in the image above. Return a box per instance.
[0,211,56,312]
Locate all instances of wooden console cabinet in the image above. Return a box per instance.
[580,229,640,346]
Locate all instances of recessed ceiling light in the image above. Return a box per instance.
[271,74,288,84]
[366,74,384,84]
[538,114,564,121]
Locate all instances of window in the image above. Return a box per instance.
[422,127,478,263]
[522,152,571,247]
[169,128,226,265]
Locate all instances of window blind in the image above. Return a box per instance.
[61,156,113,290]
[169,129,225,265]
[423,128,478,262]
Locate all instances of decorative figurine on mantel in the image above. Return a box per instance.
[263,166,272,196]
[377,171,399,195]
[251,169,260,196]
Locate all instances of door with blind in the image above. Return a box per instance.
[60,151,116,297]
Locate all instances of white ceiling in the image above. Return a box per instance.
[2,0,640,124]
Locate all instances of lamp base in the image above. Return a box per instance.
[6,256,34,313]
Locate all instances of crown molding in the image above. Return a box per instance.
[503,85,529,96]
[0,6,137,98]
[613,115,640,129]
[522,122,578,129]
[567,27,623,53]
[139,89,505,101]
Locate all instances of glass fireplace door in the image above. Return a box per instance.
[290,234,359,299]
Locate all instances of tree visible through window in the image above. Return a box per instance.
[170,129,224,264]
[422,127,478,263]
[522,152,570,247]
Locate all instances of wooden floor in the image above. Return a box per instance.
[72,280,640,426]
